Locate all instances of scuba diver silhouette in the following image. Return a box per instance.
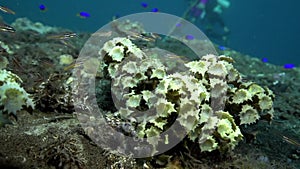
[185,0,231,45]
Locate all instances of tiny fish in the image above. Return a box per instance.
[92,31,112,37]
[128,33,158,42]
[218,45,226,51]
[40,58,55,68]
[185,34,194,40]
[128,33,153,42]
[151,8,159,12]
[0,23,15,33]
[63,62,81,71]
[59,40,76,49]
[176,23,182,27]
[261,57,268,63]
[283,64,295,69]
[141,2,148,8]
[149,33,161,39]
[282,135,300,147]
[46,32,77,40]
[0,5,15,15]
[39,4,47,11]
[77,11,90,18]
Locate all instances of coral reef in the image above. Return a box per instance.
[39,131,86,169]
[59,54,74,65]
[0,41,14,55]
[95,37,274,154]
[0,68,34,125]
[11,18,59,34]
[35,72,74,113]
[1,17,299,168]
[1,20,299,167]
[0,56,9,70]
[111,19,145,37]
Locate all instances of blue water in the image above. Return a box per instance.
[225,0,300,66]
[2,0,300,66]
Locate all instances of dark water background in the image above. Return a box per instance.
[2,0,300,66]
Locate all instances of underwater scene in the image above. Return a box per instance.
[0,0,299,169]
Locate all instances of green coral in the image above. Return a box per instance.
[99,37,274,154]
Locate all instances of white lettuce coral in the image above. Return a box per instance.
[0,69,34,117]
[97,37,274,154]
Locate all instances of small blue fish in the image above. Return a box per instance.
[176,23,182,27]
[283,64,295,69]
[261,57,268,63]
[141,2,148,8]
[77,11,90,18]
[39,4,47,11]
[218,46,226,51]
[185,34,194,40]
[151,8,159,12]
